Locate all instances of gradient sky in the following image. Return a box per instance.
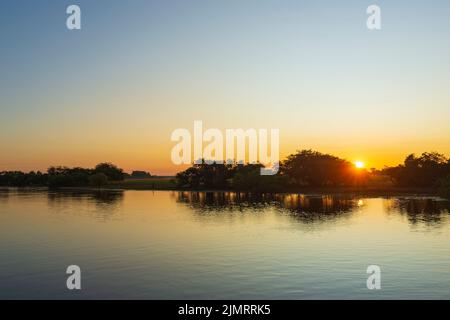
[1,0,449,175]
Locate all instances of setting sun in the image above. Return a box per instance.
[355,161,365,169]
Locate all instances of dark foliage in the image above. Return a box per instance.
[47,166,93,187]
[176,161,233,189]
[94,163,124,181]
[175,150,365,191]
[280,150,367,187]
[89,173,109,187]
[0,171,47,187]
[0,163,124,188]
[382,152,449,188]
[130,171,152,179]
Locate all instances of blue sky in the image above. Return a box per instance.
[1,0,449,173]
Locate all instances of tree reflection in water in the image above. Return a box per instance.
[384,197,450,226]
[176,191,450,226]
[175,191,360,224]
[0,188,10,203]
[47,189,124,221]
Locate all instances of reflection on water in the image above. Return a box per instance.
[48,189,123,208]
[0,188,10,201]
[176,192,358,212]
[176,191,450,227]
[47,189,124,206]
[1,188,450,299]
[384,197,450,226]
[46,189,124,221]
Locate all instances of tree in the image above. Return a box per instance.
[175,161,233,189]
[232,163,287,192]
[383,152,449,187]
[89,173,109,188]
[281,150,359,187]
[47,166,92,187]
[94,163,124,181]
[131,171,152,179]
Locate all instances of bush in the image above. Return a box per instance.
[94,163,124,181]
[89,173,109,188]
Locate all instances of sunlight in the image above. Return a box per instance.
[355,161,365,169]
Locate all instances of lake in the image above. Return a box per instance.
[0,188,449,299]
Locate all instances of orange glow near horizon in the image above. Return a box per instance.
[1,143,449,176]
[354,161,365,169]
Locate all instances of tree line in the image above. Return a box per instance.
[175,150,450,197]
[1,150,449,198]
[0,163,124,188]
[175,150,369,192]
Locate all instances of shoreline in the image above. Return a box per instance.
[1,185,443,198]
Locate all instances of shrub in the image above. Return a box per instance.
[89,173,109,188]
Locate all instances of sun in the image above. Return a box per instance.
[354,161,365,169]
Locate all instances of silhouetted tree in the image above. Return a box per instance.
[383,152,449,187]
[47,166,92,187]
[176,160,233,189]
[0,171,47,186]
[176,161,288,191]
[130,171,152,179]
[232,163,288,192]
[89,173,109,188]
[280,150,363,187]
[94,163,124,181]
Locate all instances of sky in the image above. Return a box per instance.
[1,0,449,175]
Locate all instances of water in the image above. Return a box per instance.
[0,188,449,299]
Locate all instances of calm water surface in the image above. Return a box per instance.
[0,188,449,299]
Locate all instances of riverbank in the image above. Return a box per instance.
[1,180,444,198]
[105,179,441,197]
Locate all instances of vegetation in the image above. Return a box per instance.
[129,171,152,179]
[174,150,450,197]
[176,162,233,189]
[93,163,124,181]
[381,152,450,187]
[175,150,370,191]
[281,150,367,187]
[0,162,124,188]
[1,150,449,198]
[89,173,109,188]
[0,171,47,187]
[175,162,288,192]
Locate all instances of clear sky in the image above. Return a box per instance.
[1,0,449,175]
